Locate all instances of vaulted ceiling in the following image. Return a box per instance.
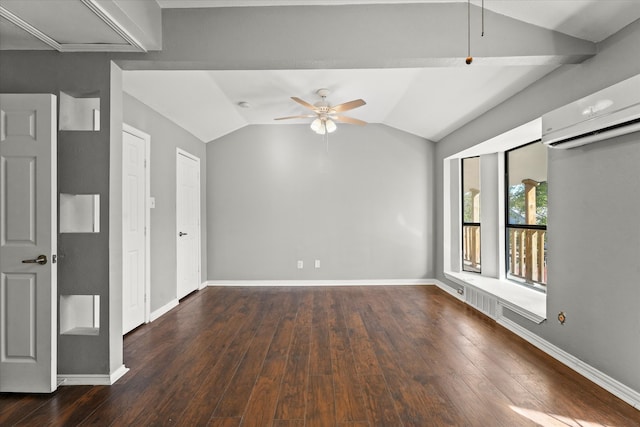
[2,0,640,142]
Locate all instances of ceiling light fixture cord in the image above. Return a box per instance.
[323,121,329,152]
[482,0,485,37]
[468,0,471,57]
[466,0,472,64]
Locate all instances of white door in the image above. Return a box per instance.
[122,126,149,334]
[176,149,200,300]
[0,94,57,393]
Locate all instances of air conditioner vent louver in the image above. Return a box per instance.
[542,74,640,149]
[549,117,640,148]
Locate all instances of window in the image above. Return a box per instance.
[462,157,481,273]
[443,119,547,322]
[506,141,547,290]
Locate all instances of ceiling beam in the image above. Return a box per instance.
[120,3,595,70]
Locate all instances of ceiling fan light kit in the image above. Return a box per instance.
[311,117,337,135]
[274,88,367,135]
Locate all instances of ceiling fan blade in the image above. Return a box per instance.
[274,114,316,121]
[291,97,318,111]
[334,115,367,126]
[331,99,366,113]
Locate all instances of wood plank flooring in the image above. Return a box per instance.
[2,285,639,426]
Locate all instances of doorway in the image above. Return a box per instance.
[122,124,150,334]
[176,149,201,300]
[0,94,57,392]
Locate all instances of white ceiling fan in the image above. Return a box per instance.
[275,88,367,134]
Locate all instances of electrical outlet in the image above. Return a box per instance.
[558,311,567,325]
[315,259,321,268]
[297,260,303,269]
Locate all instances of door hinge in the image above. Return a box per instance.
[52,254,57,264]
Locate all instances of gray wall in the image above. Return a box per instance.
[207,124,434,280]
[435,19,640,392]
[123,93,207,311]
[0,52,117,375]
[2,4,637,394]
[547,134,640,391]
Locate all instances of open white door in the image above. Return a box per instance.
[176,149,200,300]
[122,125,150,335]
[0,94,57,393]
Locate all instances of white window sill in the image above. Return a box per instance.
[444,271,547,324]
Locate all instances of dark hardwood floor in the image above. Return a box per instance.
[1,285,639,426]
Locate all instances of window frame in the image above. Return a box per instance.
[461,156,481,274]
[504,140,547,292]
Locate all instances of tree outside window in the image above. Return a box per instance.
[506,142,548,289]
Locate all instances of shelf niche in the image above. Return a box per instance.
[60,295,100,336]
[60,193,100,233]
[59,90,100,131]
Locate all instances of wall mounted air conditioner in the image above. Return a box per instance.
[542,73,640,149]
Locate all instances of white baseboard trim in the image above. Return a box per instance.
[432,279,465,301]
[199,281,208,290]
[497,316,640,411]
[150,298,179,322]
[110,365,130,384]
[58,365,129,386]
[206,279,436,287]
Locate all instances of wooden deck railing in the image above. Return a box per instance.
[463,226,547,286]
[508,228,547,286]
[462,225,481,272]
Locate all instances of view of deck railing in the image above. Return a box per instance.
[508,227,547,286]
[462,225,481,272]
[463,225,547,287]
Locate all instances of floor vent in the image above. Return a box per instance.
[464,286,498,319]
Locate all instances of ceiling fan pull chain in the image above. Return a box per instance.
[466,0,473,64]
[466,0,484,64]
[482,0,485,37]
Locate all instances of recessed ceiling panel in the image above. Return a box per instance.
[0,17,53,50]
[1,0,128,44]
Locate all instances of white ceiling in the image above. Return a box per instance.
[126,0,640,143]
[3,0,640,142]
[123,66,558,142]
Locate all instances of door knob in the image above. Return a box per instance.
[179,232,188,237]
[22,255,48,265]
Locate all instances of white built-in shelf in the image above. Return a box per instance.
[59,91,100,131]
[60,193,100,233]
[60,295,100,336]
